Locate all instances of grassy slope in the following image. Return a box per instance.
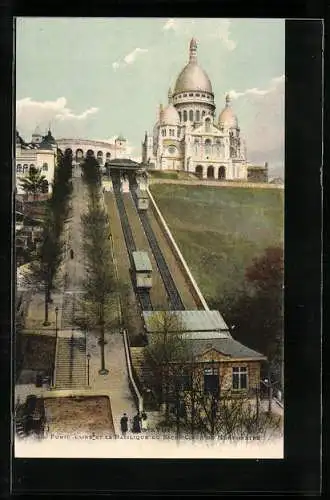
[150,184,284,302]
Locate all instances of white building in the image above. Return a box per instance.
[142,38,267,181]
[15,127,57,195]
[56,136,128,167]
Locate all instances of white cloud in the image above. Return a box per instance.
[16,97,99,140]
[228,75,285,100]
[208,20,236,51]
[234,75,285,172]
[163,19,180,31]
[112,47,148,71]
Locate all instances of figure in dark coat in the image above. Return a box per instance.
[132,413,141,433]
[120,413,128,436]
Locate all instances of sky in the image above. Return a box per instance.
[16,18,285,176]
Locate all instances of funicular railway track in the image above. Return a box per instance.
[130,180,185,311]
[112,177,153,311]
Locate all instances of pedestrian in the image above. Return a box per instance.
[120,413,128,436]
[132,412,141,433]
[141,411,148,432]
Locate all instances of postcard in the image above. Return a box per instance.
[14,17,284,459]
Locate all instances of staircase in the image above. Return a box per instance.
[54,336,87,389]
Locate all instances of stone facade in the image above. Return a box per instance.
[142,38,268,182]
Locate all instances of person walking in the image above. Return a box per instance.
[120,413,128,436]
[141,411,148,432]
[132,412,141,433]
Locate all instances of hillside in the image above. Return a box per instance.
[150,184,284,303]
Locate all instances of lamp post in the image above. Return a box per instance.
[55,306,59,341]
[87,353,91,386]
[262,377,278,414]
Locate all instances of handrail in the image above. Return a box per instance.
[147,187,209,310]
[122,329,143,413]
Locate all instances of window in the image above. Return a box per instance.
[196,93,200,97]
[202,111,206,118]
[204,366,219,396]
[189,93,193,97]
[205,138,212,155]
[196,110,200,122]
[183,94,187,97]
[16,164,22,173]
[232,367,248,390]
[202,94,206,97]
[177,128,180,138]
[161,129,166,137]
[42,162,48,171]
[168,145,176,155]
[178,111,182,121]
[183,110,188,122]
[23,164,28,172]
[205,117,211,132]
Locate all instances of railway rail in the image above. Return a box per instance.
[112,178,153,311]
[130,179,185,311]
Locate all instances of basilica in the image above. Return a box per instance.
[142,38,267,182]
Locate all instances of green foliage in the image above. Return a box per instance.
[19,166,48,199]
[212,246,284,385]
[150,184,284,302]
[150,170,178,180]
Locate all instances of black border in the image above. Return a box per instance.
[0,7,323,497]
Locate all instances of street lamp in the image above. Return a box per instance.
[262,378,278,414]
[87,353,91,386]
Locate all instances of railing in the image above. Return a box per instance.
[122,329,143,413]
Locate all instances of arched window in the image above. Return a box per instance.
[16,164,23,173]
[183,110,188,122]
[23,164,28,172]
[205,117,211,132]
[42,162,48,171]
[30,163,35,169]
[76,149,84,159]
[196,110,200,122]
[161,129,166,137]
[189,110,194,121]
[195,165,203,178]
[202,110,206,118]
[106,152,111,159]
[178,111,182,121]
[177,128,180,138]
[207,165,214,179]
[218,166,226,180]
[205,138,212,156]
[86,149,94,157]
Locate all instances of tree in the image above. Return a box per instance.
[19,166,47,200]
[212,246,284,391]
[147,311,190,421]
[80,167,117,374]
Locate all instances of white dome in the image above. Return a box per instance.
[161,104,180,126]
[173,38,213,95]
[218,95,238,129]
[174,63,213,94]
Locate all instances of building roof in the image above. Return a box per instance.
[38,140,53,151]
[189,337,266,360]
[143,310,229,333]
[132,251,152,272]
[108,158,141,168]
[174,39,213,95]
